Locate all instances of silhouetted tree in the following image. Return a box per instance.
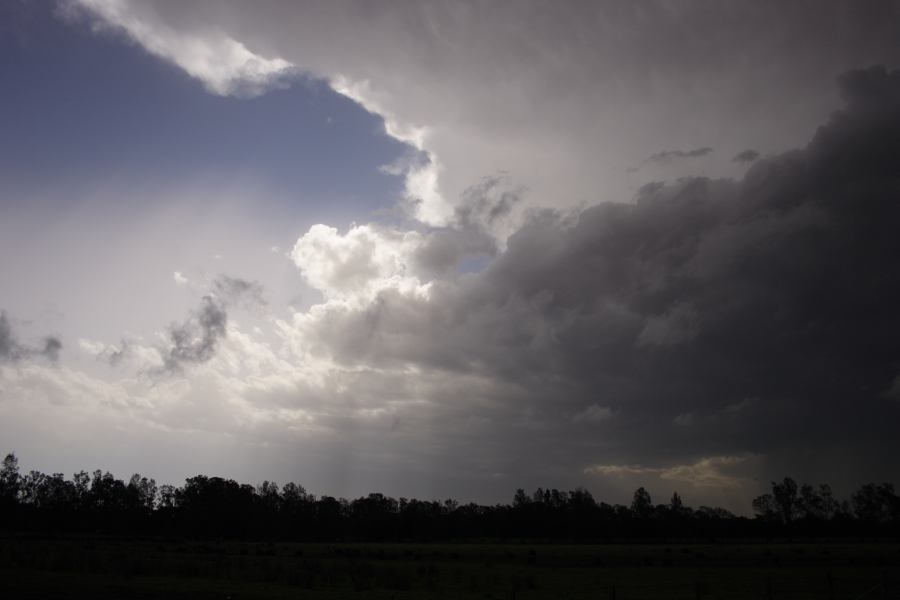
[771,477,799,524]
[157,484,177,509]
[128,474,158,511]
[513,488,530,507]
[2,451,899,541]
[631,487,653,518]
[852,483,900,523]
[752,492,779,521]
[0,453,19,507]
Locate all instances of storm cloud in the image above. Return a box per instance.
[283,66,900,498]
[5,2,900,511]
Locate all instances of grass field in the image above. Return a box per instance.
[2,537,899,599]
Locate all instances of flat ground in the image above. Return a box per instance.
[2,537,899,599]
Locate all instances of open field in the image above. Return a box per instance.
[2,537,899,599]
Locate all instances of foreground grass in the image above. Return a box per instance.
[2,537,899,599]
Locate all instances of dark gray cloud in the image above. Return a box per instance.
[648,147,714,163]
[0,312,20,362]
[213,275,266,308]
[732,149,760,164]
[636,181,666,198]
[630,147,713,172]
[162,296,227,373]
[302,67,900,492]
[40,336,62,363]
[160,275,265,373]
[0,310,61,364]
[456,176,524,229]
[411,176,523,277]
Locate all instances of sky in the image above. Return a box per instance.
[2,0,900,513]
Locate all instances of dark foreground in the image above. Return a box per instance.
[2,537,899,599]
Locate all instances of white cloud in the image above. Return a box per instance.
[291,223,429,305]
[585,464,661,477]
[173,271,189,286]
[330,75,448,225]
[73,0,294,97]
[658,455,751,489]
[585,455,755,490]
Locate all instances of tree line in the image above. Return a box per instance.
[1,453,898,540]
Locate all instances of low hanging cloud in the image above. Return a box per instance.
[732,149,761,164]
[0,311,61,364]
[629,147,713,172]
[159,275,266,373]
[646,146,714,164]
[79,275,267,372]
[161,297,228,373]
[585,455,754,489]
[212,275,266,308]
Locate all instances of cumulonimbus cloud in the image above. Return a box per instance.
[278,66,900,494]
[25,57,900,508]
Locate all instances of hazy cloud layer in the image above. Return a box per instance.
[71,0,900,230]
